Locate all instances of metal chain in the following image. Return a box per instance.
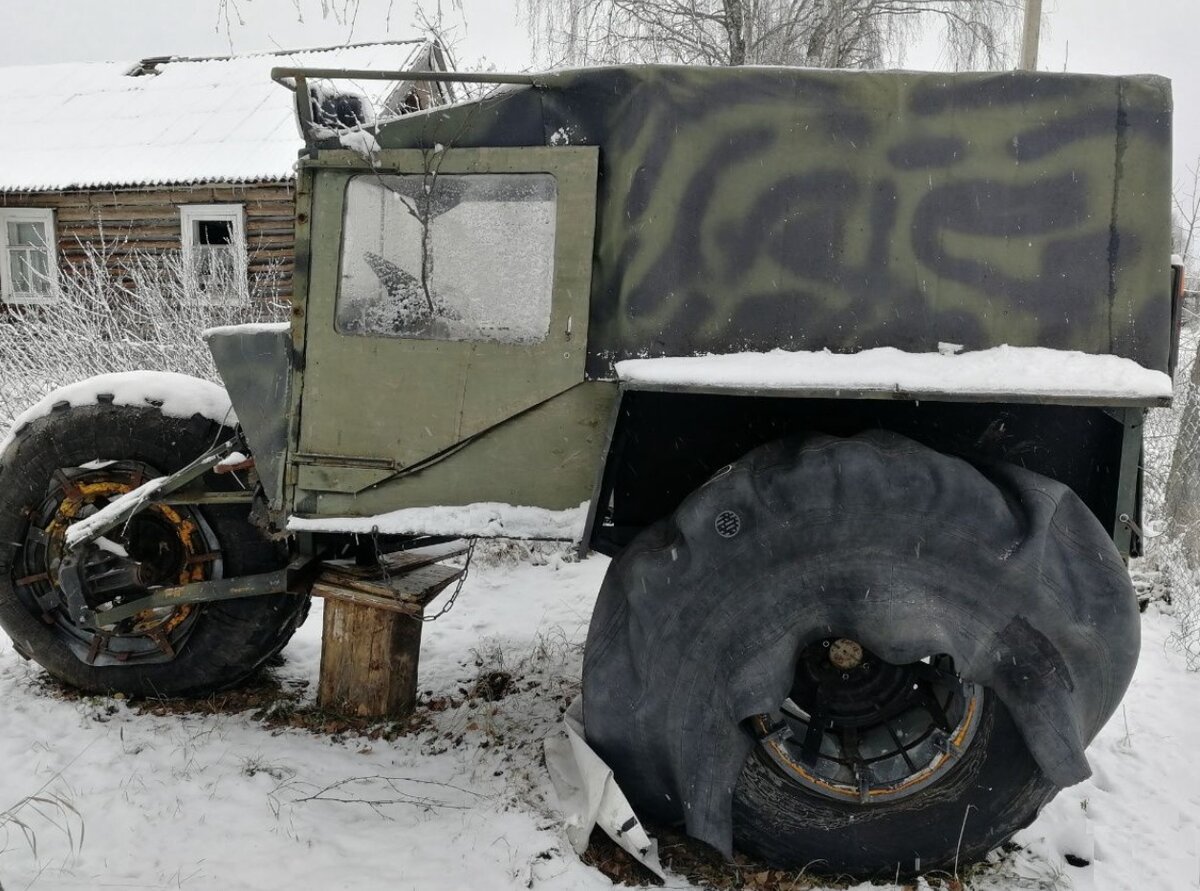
[370,526,391,584]
[365,528,477,622]
[423,537,477,623]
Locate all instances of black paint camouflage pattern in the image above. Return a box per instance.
[373,66,1173,377]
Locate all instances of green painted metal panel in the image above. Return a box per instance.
[293,381,617,518]
[296,464,396,494]
[282,168,316,521]
[296,147,598,475]
[273,68,1171,535]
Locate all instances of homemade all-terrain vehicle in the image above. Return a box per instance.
[0,64,1180,878]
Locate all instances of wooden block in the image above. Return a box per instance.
[311,581,420,616]
[313,548,467,720]
[381,540,470,571]
[313,563,462,608]
[318,597,423,719]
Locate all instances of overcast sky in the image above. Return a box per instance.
[2,0,1195,182]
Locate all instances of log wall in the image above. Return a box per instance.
[0,181,297,300]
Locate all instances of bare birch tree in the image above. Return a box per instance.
[1174,158,1200,282]
[216,0,467,51]
[518,0,1021,70]
[1145,156,1200,666]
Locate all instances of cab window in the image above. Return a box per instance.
[337,173,557,344]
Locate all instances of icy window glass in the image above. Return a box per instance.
[6,220,51,298]
[337,173,557,343]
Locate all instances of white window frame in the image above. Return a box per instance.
[179,204,247,302]
[0,208,59,305]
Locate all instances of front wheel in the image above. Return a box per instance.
[582,430,1139,877]
[0,385,309,697]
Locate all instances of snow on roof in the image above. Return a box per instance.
[0,41,430,192]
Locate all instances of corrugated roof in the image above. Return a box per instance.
[0,41,430,192]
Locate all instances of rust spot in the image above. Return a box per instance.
[215,455,256,475]
[144,628,176,658]
[86,633,105,665]
[52,469,83,501]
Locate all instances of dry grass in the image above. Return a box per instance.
[581,825,1025,890]
[30,668,433,743]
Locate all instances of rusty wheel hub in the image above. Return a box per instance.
[13,460,223,666]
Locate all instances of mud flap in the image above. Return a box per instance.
[544,696,665,880]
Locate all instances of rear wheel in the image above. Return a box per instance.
[583,430,1138,878]
[0,396,309,697]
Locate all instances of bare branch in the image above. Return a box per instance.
[0,237,288,429]
[517,0,1018,70]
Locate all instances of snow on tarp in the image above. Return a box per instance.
[616,344,1174,402]
[0,371,234,457]
[288,502,589,541]
[0,41,426,192]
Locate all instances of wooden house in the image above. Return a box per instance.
[0,40,450,305]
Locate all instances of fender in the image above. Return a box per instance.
[204,322,295,516]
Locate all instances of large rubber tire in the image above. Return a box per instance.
[583,430,1135,878]
[0,399,309,697]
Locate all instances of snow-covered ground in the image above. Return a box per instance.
[0,548,1197,891]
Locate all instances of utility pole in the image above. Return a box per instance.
[1020,0,1043,70]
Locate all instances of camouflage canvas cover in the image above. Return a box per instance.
[364,66,1173,375]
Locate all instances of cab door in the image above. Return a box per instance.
[292,146,598,499]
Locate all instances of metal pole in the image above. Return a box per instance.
[1019,0,1043,71]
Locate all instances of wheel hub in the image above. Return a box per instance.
[12,461,223,666]
[790,639,926,729]
[753,638,983,804]
[827,638,863,671]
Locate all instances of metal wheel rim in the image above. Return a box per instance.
[753,639,984,804]
[13,460,224,666]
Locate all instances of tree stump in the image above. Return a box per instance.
[318,598,425,718]
[313,543,467,719]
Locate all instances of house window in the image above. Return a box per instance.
[180,204,246,300]
[0,208,57,305]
